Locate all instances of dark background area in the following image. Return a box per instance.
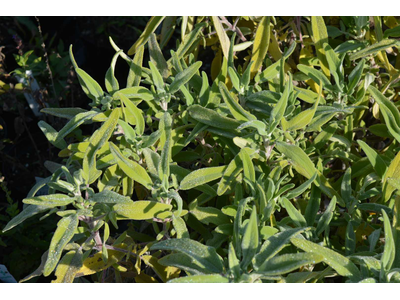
[0,16,155,281]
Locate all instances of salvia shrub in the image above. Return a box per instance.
[3,16,400,283]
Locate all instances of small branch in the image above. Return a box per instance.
[35,16,58,105]
[93,244,138,257]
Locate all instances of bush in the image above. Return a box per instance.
[3,16,400,283]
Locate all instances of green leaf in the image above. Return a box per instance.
[297,64,331,88]
[89,190,131,204]
[52,249,83,283]
[82,109,120,184]
[75,68,104,100]
[381,209,395,272]
[269,74,291,133]
[383,150,400,202]
[240,148,256,185]
[357,140,388,178]
[341,168,352,207]
[347,59,365,95]
[188,104,242,130]
[44,214,79,276]
[283,87,321,131]
[315,196,336,236]
[241,206,259,269]
[113,201,172,220]
[211,16,230,60]
[109,142,153,189]
[151,238,224,274]
[38,121,67,149]
[369,85,400,144]
[291,238,361,282]
[250,16,270,78]
[190,206,230,226]
[128,16,165,55]
[256,252,323,275]
[311,16,330,78]
[2,205,50,232]
[105,50,121,93]
[169,61,202,94]
[23,194,76,207]
[118,93,145,135]
[219,82,256,122]
[127,45,144,87]
[180,166,226,190]
[159,112,172,186]
[285,172,317,199]
[323,43,343,88]
[172,215,189,239]
[40,108,88,119]
[345,221,356,256]
[283,198,307,228]
[349,39,400,60]
[149,60,165,93]
[148,33,169,79]
[217,154,243,196]
[276,141,343,205]
[254,227,311,269]
[169,274,229,283]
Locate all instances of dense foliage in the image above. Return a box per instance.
[3,16,400,283]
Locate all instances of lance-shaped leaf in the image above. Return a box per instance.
[269,74,291,133]
[211,16,230,60]
[256,253,323,275]
[347,59,365,95]
[151,238,224,274]
[349,39,400,60]
[369,85,400,144]
[311,16,330,79]
[190,206,230,226]
[283,198,307,228]
[105,50,121,93]
[40,108,88,119]
[127,45,144,87]
[383,150,400,202]
[52,249,83,283]
[219,82,256,122]
[169,61,202,94]
[241,206,259,269]
[323,42,343,88]
[38,121,67,149]
[285,172,317,199]
[44,214,79,276]
[56,111,99,144]
[188,105,242,129]
[148,33,169,79]
[23,194,76,207]
[297,64,332,88]
[275,141,343,205]
[217,153,243,195]
[381,209,395,272]
[254,227,311,269]
[240,147,256,185]
[89,190,131,204]
[172,215,189,239]
[315,196,336,236]
[149,60,165,93]
[159,112,172,186]
[128,16,165,55]
[357,140,388,178]
[180,166,226,190]
[113,201,172,220]
[169,274,229,283]
[291,238,361,282]
[75,68,104,100]
[2,205,50,232]
[283,86,321,131]
[237,120,268,136]
[82,109,120,184]
[305,185,321,226]
[109,142,153,189]
[174,22,206,60]
[250,16,270,78]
